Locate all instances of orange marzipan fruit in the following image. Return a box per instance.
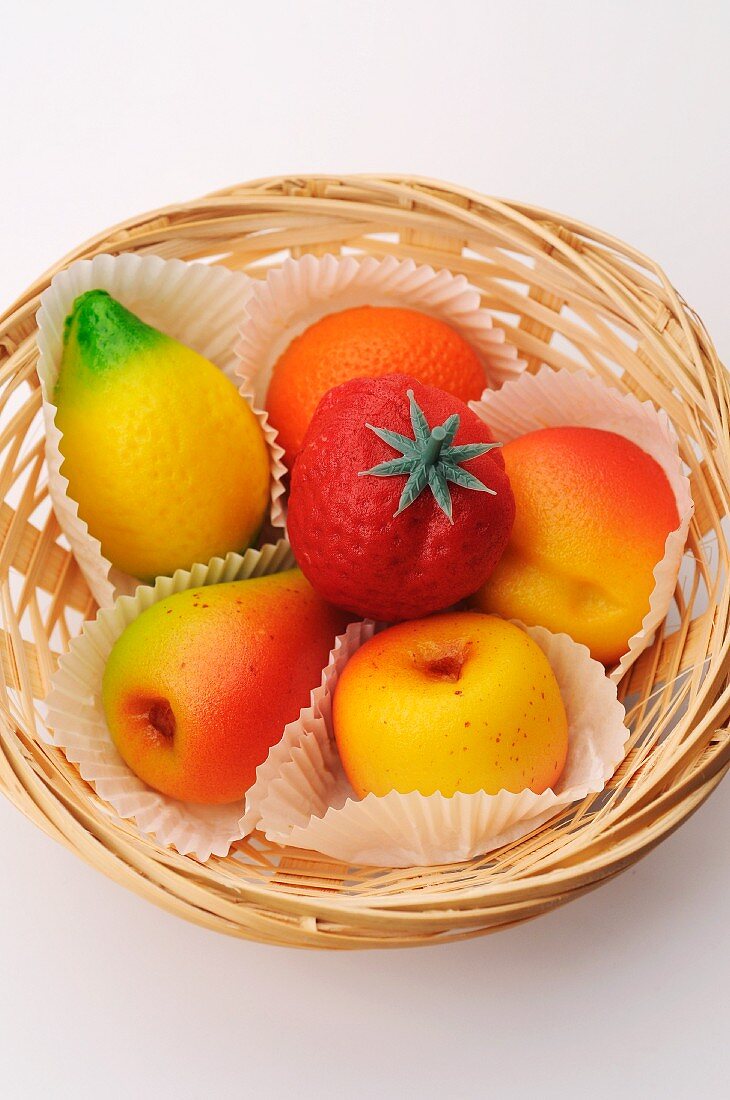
[265,305,487,470]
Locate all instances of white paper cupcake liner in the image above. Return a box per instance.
[234,253,525,460]
[46,539,296,862]
[241,619,628,867]
[36,253,287,608]
[469,367,694,682]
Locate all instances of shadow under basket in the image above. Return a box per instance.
[1,174,728,950]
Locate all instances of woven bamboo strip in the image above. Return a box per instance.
[0,174,726,948]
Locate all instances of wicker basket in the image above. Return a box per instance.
[1,174,727,950]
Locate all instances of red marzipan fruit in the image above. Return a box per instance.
[287,373,515,621]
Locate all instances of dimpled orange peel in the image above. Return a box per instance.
[471,426,680,664]
[333,612,569,798]
[265,305,488,469]
[55,290,270,581]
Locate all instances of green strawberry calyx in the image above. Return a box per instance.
[358,389,502,524]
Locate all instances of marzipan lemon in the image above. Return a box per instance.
[55,290,270,580]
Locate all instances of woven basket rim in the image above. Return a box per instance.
[0,173,728,948]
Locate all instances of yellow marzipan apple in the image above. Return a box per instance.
[333,612,568,798]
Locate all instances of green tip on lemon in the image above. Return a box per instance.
[60,290,164,385]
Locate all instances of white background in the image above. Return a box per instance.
[2,2,728,1097]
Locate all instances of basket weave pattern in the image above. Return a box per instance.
[0,175,727,949]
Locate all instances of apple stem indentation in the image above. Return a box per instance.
[426,654,464,681]
[147,699,176,743]
[412,640,472,683]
